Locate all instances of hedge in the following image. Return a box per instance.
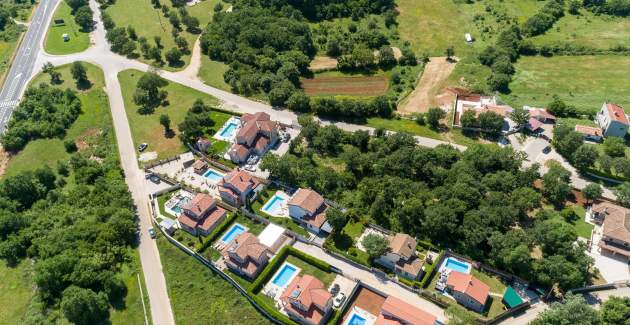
[323,239,371,268]
[419,251,443,288]
[251,245,291,293]
[199,212,239,252]
[398,276,421,288]
[248,292,298,325]
[416,239,438,251]
[212,107,243,116]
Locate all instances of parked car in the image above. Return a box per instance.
[138,143,148,152]
[333,293,346,309]
[149,175,161,184]
[330,283,340,296]
[543,146,551,154]
[148,227,157,239]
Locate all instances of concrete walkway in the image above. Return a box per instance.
[292,241,447,322]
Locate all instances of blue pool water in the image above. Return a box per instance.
[219,122,238,138]
[261,194,285,216]
[170,197,190,215]
[346,314,366,325]
[444,257,471,274]
[272,263,297,287]
[203,169,224,182]
[221,223,247,243]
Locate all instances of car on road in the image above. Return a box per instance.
[138,143,148,152]
[333,293,346,309]
[148,227,157,239]
[543,146,551,154]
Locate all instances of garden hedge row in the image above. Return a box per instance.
[419,251,443,288]
[199,212,238,252]
[249,293,297,325]
[251,245,292,293]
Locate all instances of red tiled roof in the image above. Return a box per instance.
[178,214,198,228]
[446,271,490,306]
[375,295,437,325]
[606,103,629,125]
[242,112,271,123]
[303,208,328,229]
[221,169,260,194]
[575,125,602,137]
[182,193,216,218]
[197,206,227,231]
[529,108,556,120]
[253,135,270,152]
[288,188,325,215]
[230,144,250,160]
[389,233,416,260]
[526,117,543,131]
[281,275,331,324]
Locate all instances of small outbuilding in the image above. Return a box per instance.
[159,218,177,235]
[62,33,70,42]
[465,33,474,43]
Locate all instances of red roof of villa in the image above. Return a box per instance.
[182,193,216,218]
[447,271,490,305]
[253,135,270,151]
[575,125,602,137]
[288,188,325,215]
[242,112,271,123]
[197,206,227,231]
[281,275,331,324]
[605,103,629,125]
[529,108,556,121]
[221,169,260,194]
[375,295,437,325]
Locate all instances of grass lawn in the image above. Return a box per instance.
[530,10,630,50]
[110,249,152,325]
[118,69,228,160]
[567,204,594,239]
[250,186,310,237]
[286,255,336,286]
[0,39,20,86]
[157,237,272,325]
[5,62,111,176]
[471,269,507,295]
[327,220,371,266]
[105,0,222,70]
[504,55,630,115]
[0,259,34,324]
[198,56,231,91]
[44,1,90,55]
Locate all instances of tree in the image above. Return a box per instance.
[582,183,603,204]
[42,62,61,84]
[159,114,171,134]
[487,73,511,92]
[133,73,168,114]
[66,0,88,11]
[478,111,504,134]
[459,110,477,128]
[74,5,93,31]
[60,286,109,325]
[568,0,582,15]
[510,107,530,127]
[326,206,346,232]
[70,61,88,86]
[154,35,162,48]
[362,234,389,259]
[603,137,626,157]
[542,163,572,206]
[573,144,598,171]
[286,91,310,112]
[165,47,182,66]
[445,46,454,61]
[548,95,569,117]
[613,182,630,207]
[426,107,446,129]
[600,296,630,325]
[531,293,599,325]
[378,46,396,67]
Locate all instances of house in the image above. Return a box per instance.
[376,233,424,280]
[280,275,333,325]
[177,193,228,236]
[375,295,437,325]
[446,271,490,313]
[196,137,212,153]
[527,107,556,123]
[287,188,333,234]
[218,168,263,207]
[525,117,543,133]
[192,160,208,174]
[592,201,630,261]
[453,93,514,129]
[574,125,603,142]
[597,103,629,138]
[228,112,279,164]
[222,232,270,279]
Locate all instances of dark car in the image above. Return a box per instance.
[149,175,161,184]
[148,227,157,239]
[543,146,551,154]
[330,283,340,295]
[138,143,148,152]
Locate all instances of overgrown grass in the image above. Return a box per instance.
[5,62,110,176]
[44,1,90,55]
[110,249,152,325]
[0,39,20,86]
[117,69,228,160]
[198,56,231,91]
[504,55,630,115]
[0,259,34,324]
[157,237,273,325]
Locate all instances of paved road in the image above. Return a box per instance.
[0,0,59,132]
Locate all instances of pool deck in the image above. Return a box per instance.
[263,262,302,304]
[261,191,290,218]
[213,116,241,142]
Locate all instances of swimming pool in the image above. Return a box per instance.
[203,169,224,182]
[164,194,191,216]
[443,257,472,274]
[346,314,366,325]
[343,307,377,325]
[271,263,298,288]
[221,223,247,243]
[220,122,238,138]
[261,194,286,217]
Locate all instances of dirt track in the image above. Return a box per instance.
[398,57,457,115]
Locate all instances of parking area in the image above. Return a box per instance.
[328,275,357,309]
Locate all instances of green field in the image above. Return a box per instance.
[530,10,630,50]
[198,56,231,91]
[0,260,34,324]
[44,1,90,55]
[157,237,272,325]
[0,40,20,86]
[118,69,229,160]
[106,0,222,70]
[503,55,630,114]
[5,62,111,176]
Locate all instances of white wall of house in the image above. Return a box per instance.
[289,204,308,220]
[452,291,485,313]
[597,104,629,138]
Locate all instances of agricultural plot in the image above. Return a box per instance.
[301,72,388,97]
[504,55,630,115]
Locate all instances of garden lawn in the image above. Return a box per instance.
[365,117,479,146]
[157,237,272,325]
[0,259,34,324]
[198,56,231,91]
[530,10,630,50]
[567,205,594,239]
[504,55,630,115]
[286,255,336,286]
[118,69,227,160]
[44,1,90,55]
[105,0,221,70]
[5,62,111,176]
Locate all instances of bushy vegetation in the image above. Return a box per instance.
[0,1,28,42]
[522,0,565,37]
[478,26,522,92]
[261,117,594,291]
[584,0,630,17]
[532,293,630,325]
[1,84,82,152]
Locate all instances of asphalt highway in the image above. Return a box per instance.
[0,0,59,133]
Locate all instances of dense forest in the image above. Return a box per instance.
[261,118,594,291]
[0,85,137,324]
[0,0,29,42]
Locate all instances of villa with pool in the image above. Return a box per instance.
[287,188,333,234]
[177,193,228,237]
[222,231,270,280]
[228,112,279,164]
[280,274,333,325]
[218,168,265,207]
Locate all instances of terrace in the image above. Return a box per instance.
[148,152,226,195]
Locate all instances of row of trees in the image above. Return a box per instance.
[260,0,395,21]
[522,0,565,37]
[261,118,595,291]
[478,25,522,92]
[583,0,630,16]
[531,293,629,325]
